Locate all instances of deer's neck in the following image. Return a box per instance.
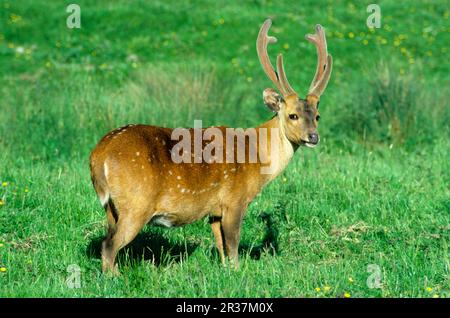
[256,115,296,183]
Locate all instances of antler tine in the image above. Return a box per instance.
[305,24,330,96]
[276,54,297,97]
[309,55,332,97]
[257,19,288,96]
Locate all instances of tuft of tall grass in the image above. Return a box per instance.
[331,63,448,150]
[120,63,247,128]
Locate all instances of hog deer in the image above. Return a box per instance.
[89,19,332,274]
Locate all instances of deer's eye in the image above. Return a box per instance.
[289,114,298,120]
[316,115,321,121]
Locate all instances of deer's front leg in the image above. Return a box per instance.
[210,216,225,265]
[221,207,245,269]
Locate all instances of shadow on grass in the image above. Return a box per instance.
[88,208,282,267]
[239,211,280,260]
[86,230,198,267]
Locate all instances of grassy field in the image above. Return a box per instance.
[0,0,449,297]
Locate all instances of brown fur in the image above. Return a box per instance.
[89,20,331,274]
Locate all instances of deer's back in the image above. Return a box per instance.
[89,124,262,225]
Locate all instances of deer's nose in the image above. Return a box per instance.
[308,133,319,144]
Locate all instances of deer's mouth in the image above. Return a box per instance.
[300,140,318,148]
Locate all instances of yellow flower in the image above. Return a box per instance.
[0,243,4,247]
[315,287,321,292]
[324,286,331,292]
[283,43,290,50]
[432,294,439,298]
[282,177,287,183]
[348,32,355,39]
[0,199,4,206]
[344,292,351,298]
[0,267,7,273]
[9,13,22,24]
[246,77,253,83]
[2,181,8,187]
[426,287,433,292]
[362,39,369,45]
[24,188,29,193]
[348,277,354,283]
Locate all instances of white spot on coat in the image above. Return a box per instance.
[104,162,109,179]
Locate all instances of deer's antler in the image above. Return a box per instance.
[305,24,333,97]
[256,19,297,97]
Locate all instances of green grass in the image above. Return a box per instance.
[0,0,449,297]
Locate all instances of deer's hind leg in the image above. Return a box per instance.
[101,202,149,275]
[105,199,118,236]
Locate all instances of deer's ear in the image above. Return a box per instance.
[263,88,284,112]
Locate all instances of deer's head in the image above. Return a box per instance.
[257,19,332,148]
